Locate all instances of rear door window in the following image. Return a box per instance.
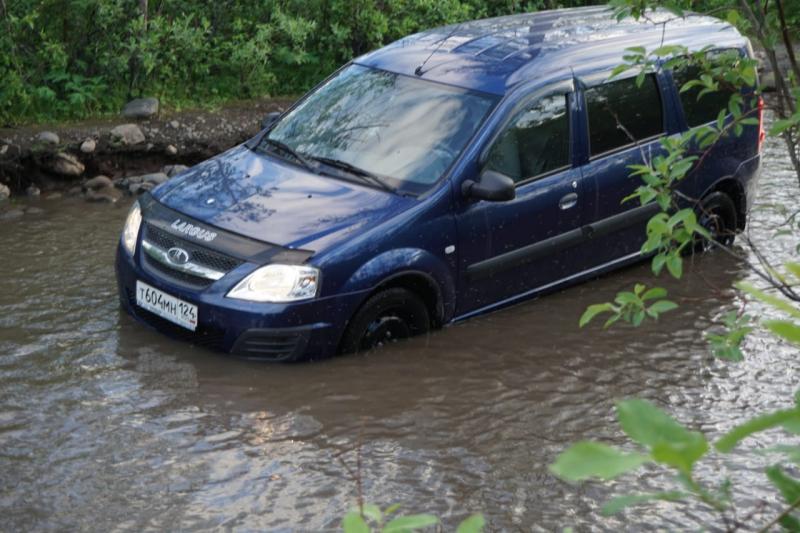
[486,93,571,184]
[585,74,665,156]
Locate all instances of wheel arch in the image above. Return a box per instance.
[701,177,747,231]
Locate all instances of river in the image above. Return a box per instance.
[1,126,798,531]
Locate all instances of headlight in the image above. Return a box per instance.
[227,264,320,303]
[121,201,142,256]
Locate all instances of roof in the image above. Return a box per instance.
[356,6,747,95]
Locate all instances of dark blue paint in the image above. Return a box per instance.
[117,7,762,359]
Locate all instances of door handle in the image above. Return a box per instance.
[559,192,578,210]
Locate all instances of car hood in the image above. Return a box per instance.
[154,145,417,252]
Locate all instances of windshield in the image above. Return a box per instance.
[261,64,497,195]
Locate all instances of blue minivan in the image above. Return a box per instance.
[116,7,763,361]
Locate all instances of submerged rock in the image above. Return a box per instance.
[162,164,188,177]
[36,131,59,146]
[109,124,146,146]
[26,185,41,197]
[129,182,155,195]
[80,138,96,154]
[0,208,24,220]
[122,97,159,119]
[86,185,122,203]
[142,172,169,185]
[44,152,85,177]
[84,175,113,190]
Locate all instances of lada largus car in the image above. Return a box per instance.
[116,6,763,361]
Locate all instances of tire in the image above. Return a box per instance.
[694,191,738,252]
[339,288,430,354]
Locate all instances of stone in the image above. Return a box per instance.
[0,183,10,200]
[122,97,159,119]
[0,145,8,156]
[44,152,85,177]
[141,172,168,185]
[67,186,82,197]
[86,185,123,203]
[36,131,59,146]
[84,175,113,190]
[80,138,96,154]
[109,124,146,146]
[165,144,178,156]
[162,164,188,177]
[129,182,155,195]
[169,120,180,129]
[44,192,62,200]
[26,185,40,197]
[0,208,23,221]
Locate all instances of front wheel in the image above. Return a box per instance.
[339,288,430,355]
[694,191,738,252]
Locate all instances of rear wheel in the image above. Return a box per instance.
[694,191,737,252]
[340,288,430,354]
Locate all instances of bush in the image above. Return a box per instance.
[6,0,795,126]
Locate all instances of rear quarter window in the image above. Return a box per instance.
[585,74,664,157]
[672,55,740,128]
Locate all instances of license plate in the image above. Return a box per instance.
[135,280,198,331]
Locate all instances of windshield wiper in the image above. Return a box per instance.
[261,138,315,172]
[311,156,394,192]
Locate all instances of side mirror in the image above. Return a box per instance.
[261,111,281,130]
[462,170,515,202]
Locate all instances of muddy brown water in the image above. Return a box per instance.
[1,129,799,531]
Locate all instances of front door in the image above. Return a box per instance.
[454,83,589,317]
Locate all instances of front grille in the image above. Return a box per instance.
[145,224,242,272]
[142,223,244,288]
[143,253,214,288]
[126,288,226,349]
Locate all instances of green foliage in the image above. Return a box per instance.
[0,0,606,125]
[579,284,677,328]
[341,504,484,533]
[550,398,800,522]
[706,311,753,361]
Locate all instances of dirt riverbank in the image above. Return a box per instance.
[0,98,294,200]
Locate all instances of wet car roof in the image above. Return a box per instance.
[356,6,747,95]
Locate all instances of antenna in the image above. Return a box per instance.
[415,22,463,76]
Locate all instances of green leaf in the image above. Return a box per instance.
[343,512,371,533]
[666,254,683,279]
[549,441,650,482]
[786,263,800,282]
[361,505,382,523]
[616,398,704,449]
[456,514,485,533]
[715,408,800,452]
[385,504,402,516]
[652,254,667,275]
[765,320,800,345]
[601,491,687,516]
[579,303,614,327]
[767,466,800,504]
[651,436,709,474]
[735,282,800,319]
[647,300,678,317]
[642,287,667,301]
[382,514,438,532]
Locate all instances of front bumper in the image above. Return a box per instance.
[115,243,366,361]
